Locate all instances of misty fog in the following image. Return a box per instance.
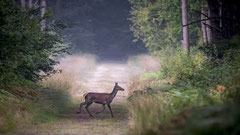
[48,0,147,62]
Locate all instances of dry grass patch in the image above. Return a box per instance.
[0,94,33,133]
[40,54,97,99]
[128,93,172,135]
[40,72,77,91]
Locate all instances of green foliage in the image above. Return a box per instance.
[200,34,240,61]
[159,47,206,82]
[129,0,201,53]
[187,36,240,100]
[128,35,240,134]
[140,71,163,81]
[154,37,240,99]
[128,88,221,135]
[0,0,68,89]
[0,87,73,133]
[0,1,72,133]
[128,93,172,135]
[0,90,32,133]
[129,0,240,134]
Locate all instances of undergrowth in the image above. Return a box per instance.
[0,90,32,133]
[30,88,73,123]
[127,37,240,135]
[0,73,74,134]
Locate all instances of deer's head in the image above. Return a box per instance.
[114,82,124,91]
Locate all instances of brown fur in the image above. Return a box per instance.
[76,83,124,117]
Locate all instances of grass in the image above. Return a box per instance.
[33,65,82,124]
[128,93,174,135]
[16,103,129,135]
[0,90,32,133]
[0,67,79,133]
[1,55,132,134]
[30,88,73,123]
[40,72,77,91]
[126,71,223,135]
[0,87,74,134]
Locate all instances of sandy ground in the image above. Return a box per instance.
[14,62,132,135]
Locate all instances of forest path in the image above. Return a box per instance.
[16,63,132,135]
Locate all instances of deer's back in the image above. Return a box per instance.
[85,92,112,104]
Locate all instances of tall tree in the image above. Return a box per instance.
[181,0,189,52]
[29,0,33,8]
[207,0,220,42]
[206,3,212,43]
[218,0,222,28]
[129,0,201,55]
[40,0,46,31]
[201,4,208,44]
[201,2,212,44]
[21,0,26,9]
[0,0,68,82]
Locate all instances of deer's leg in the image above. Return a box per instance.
[96,104,105,114]
[107,104,114,118]
[76,101,88,114]
[85,102,93,117]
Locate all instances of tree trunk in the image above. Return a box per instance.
[208,0,221,42]
[181,0,189,53]
[29,0,33,8]
[201,4,208,44]
[218,0,222,28]
[40,0,46,31]
[21,0,26,9]
[206,3,212,43]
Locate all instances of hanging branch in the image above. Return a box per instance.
[182,17,223,27]
[192,9,209,18]
[202,22,222,32]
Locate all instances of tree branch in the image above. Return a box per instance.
[192,9,209,18]
[202,22,222,32]
[182,17,222,27]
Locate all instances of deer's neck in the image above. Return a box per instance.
[110,88,118,98]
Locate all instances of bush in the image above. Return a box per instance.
[0,0,68,89]
[128,87,221,135]
[127,38,240,134]
[0,2,72,131]
[158,47,206,82]
[189,36,240,101]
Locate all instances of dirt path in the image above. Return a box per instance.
[79,63,130,102]
[16,63,131,135]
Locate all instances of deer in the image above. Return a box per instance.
[76,82,124,117]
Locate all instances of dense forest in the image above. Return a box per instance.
[128,0,240,134]
[0,0,240,134]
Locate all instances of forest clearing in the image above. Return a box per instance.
[14,61,131,135]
